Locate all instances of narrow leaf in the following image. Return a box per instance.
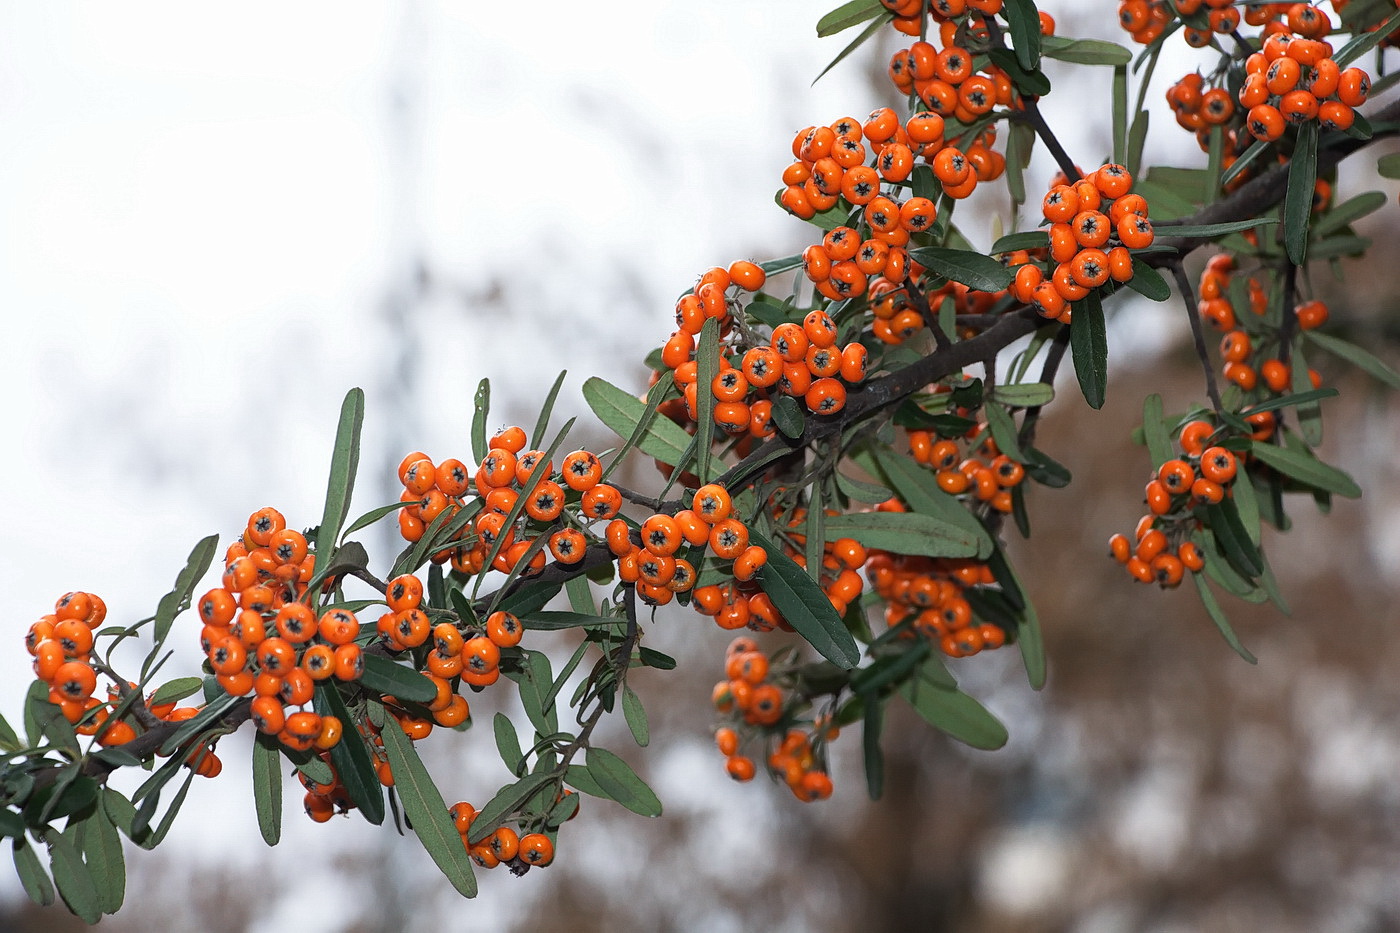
[493,713,525,774]
[13,836,55,907]
[1002,0,1042,71]
[360,654,438,704]
[583,376,695,467]
[1157,217,1278,238]
[990,382,1054,407]
[1040,35,1132,65]
[983,402,1026,462]
[821,510,983,558]
[861,694,884,800]
[749,530,860,669]
[587,748,662,817]
[990,230,1048,254]
[1312,191,1387,238]
[380,719,478,897]
[1305,330,1400,389]
[811,14,888,85]
[1126,259,1171,301]
[1070,291,1108,409]
[152,534,220,646]
[471,378,490,464]
[79,806,125,914]
[815,0,884,36]
[1249,439,1362,498]
[898,678,1008,749]
[1141,393,1172,467]
[622,687,650,747]
[46,826,101,923]
[316,685,384,825]
[1192,572,1258,663]
[315,388,365,556]
[252,733,282,847]
[531,369,568,449]
[1284,121,1318,265]
[907,246,1014,291]
[467,772,557,844]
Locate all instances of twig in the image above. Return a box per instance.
[1171,262,1225,415]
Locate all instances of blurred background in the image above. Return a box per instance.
[2,2,1399,930]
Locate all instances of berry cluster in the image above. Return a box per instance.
[448,801,558,872]
[1009,164,1155,324]
[1241,34,1369,141]
[712,636,836,802]
[26,592,220,773]
[1107,421,1245,587]
[196,507,359,753]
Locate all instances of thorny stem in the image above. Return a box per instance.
[1172,262,1225,415]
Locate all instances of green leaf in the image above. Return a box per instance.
[316,685,384,825]
[13,836,55,907]
[1192,572,1257,664]
[497,580,564,619]
[563,764,610,801]
[759,254,803,277]
[622,687,650,748]
[522,611,624,632]
[46,825,101,923]
[990,230,1049,254]
[466,771,557,844]
[471,377,490,465]
[1378,152,1400,180]
[989,547,1045,689]
[694,317,720,488]
[1126,110,1149,178]
[1239,386,1338,416]
[360,654,437,704]
[1157,217,1278,239]
[342,501,408,538]
[315,388,366,557]
[1112,65,1127,165]
[772,394,805,438]
[811,13,888,85]
[1231,463,1262,546]
[1070,291,1108,409]
[835,470,892,504]
[1206,500,1264,578]
[749,530,860,669]
[907,246,1014,292]
[1334,7,1400,66]
[380,717,478,898]
[545,791,580,828]
[156,689,238,756]
[898,678,1008,750]
[1126,258,1171,301]
[1312,191,1387,238]
[583,376,696,468]
[587,748,662,817]
[1305,330,1400,389]
[983,402,1026,462]
[77,804,125,914]
[1284,121,1318,265]
[1249,440,1362,498]
[989,382,1054,407]
[531,369,568,449]
[252,733,282,847]
[148,677,204,709]
[505,649,559,737]
[1141,393,1172,467]
[1040,35,1132,65]
[821,510,983,559]
[861,694,884,800]
[1002,0,1042,71]
[0,810,24,839]
[816,0,884,36]
[493,713,524,774]
[0,711,20,752]
[153,534,220,647]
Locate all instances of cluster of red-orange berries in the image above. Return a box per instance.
[1008,164,1153,324]
[909,428,1025,514]
[447,800,558,872]
[879,0,1012,38]
[196,508,358,753]
[1196,253,1325,431]
[712,636,836,802]
[1241,33,1369,141]
[1108,421,1246,587]
[398,428,621,577]
[870,547,1010,657]
[26,592,221,774]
